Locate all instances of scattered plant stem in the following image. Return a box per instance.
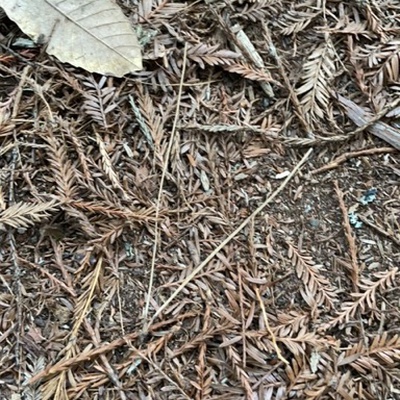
[148,148,313,325]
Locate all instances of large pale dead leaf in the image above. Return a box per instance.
[1,0,142,76]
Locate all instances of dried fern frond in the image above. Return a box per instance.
[95,132,126,194]
[137,0,186,23]
[322,268,398,330]
[296,41,336,120]
[327,20,370,35]
[82,75,117,128]
[174,325,231,357]
[285,357,312,389]
[187,44,240,69]
[0,102,14,137]
[276,328,335,356]
[279,11,321,36]
[287,243,337,310]
[274,311,310,337]
[63,205,98,238]
[43,128,78,201]
[71,200,156,221]
[0,200,59,230]
[93,221,126,246]
[42,255,104,400]
[66,124,93,181]
[133,83,166,149]
[222,335,253,397]
[223,62,277,83]
[182,122,277,135]
[362,40,400,86]
[193,305,212,399]
[129,95,154,149]
[22,354,45,386]
[362,1,387,40]
[338,333,400,374]
[233,0,277,22]
[22,355,45,400]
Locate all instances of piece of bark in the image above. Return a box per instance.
[337,94,400,150]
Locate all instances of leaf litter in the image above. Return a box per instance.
[1,0,142,76]
[0,0,399,399]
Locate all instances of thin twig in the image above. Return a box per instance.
[255,288,289,365]
[334,181,360,289]
[311,147,395,174]
[262,22,313,136]
[148,148,313,325]
[142,43,189,328]
[8,148,23,394]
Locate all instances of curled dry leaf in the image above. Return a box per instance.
[1,0,142,76]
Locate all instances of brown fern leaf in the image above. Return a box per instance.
[321,268,398,330]
[274,311,310,337]
[362,2,387,40]
[0,101,14,137]
[93,222,126,246]
[222,335,253,397]
[133,84,165,148]
[286,354,339,397]
[65,124,93,182]
[42,254,103,400]
[287,243,337,310]
[95,132,126,195]
[303,383,329,399]
[275,328,336,356]
[43,129,78,201]
[193,364,212,400]
[71,200,156,221]
[63,205,98,238]
[129,94,154,149]
[296,42,336,120]
[279,11,321,36]
[338,333,400,374]
[193,305,212,400]
[82,76,117,128]
[187,44,241,69]
[84,178,126,209]
[328,20,370,35]
[285,357,316,391]
[172,327,224,358]
[233,0,277,22]
[0,200,59,230]
[334,371,361,399]
[22,355,45,399]
[137,0,186,23]
[364,40,400,86]
[223,62,277,83]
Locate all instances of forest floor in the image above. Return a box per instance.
[0,1,399,399]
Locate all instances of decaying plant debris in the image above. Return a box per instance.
[1,0,142,76]
[0,1,399,399]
